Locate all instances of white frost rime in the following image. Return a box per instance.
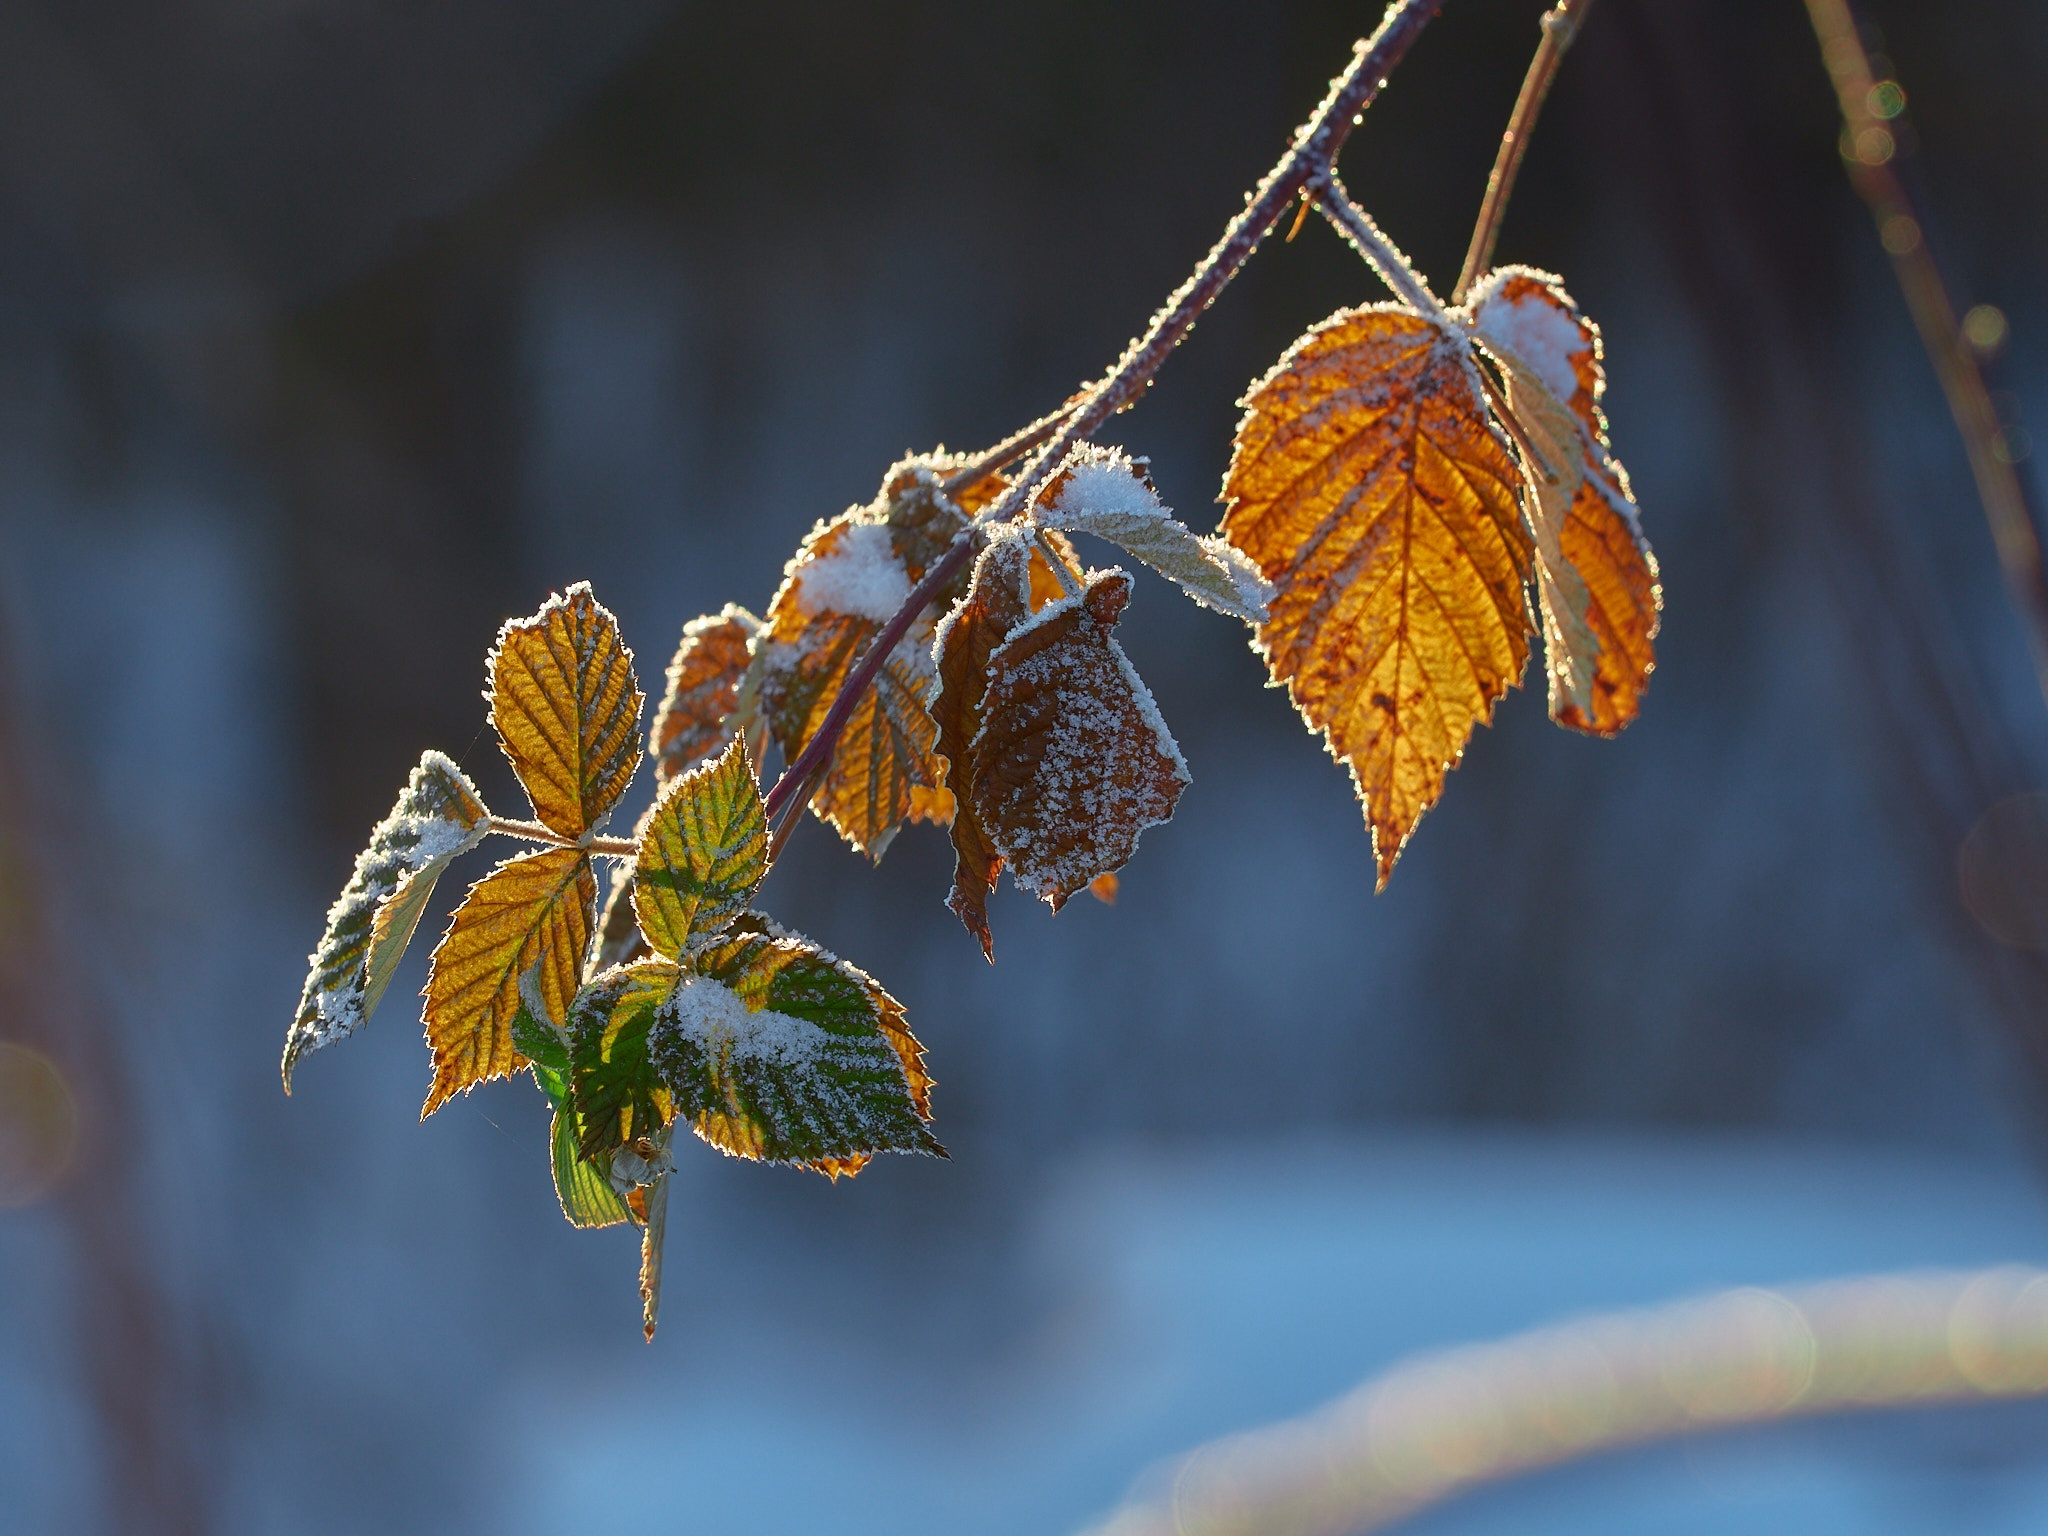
[1467,265,1593,410]
[665,974,824,1067]
[792,520,913,621]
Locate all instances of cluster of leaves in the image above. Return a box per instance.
[284,5,1657,1336]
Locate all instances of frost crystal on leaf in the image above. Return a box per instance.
[1032,444,1273,623]
[790,521,913,621]
[651,604,759,780]
[970,568,1189,911]
[283,750,488,1091]
[1466,264,1597,414]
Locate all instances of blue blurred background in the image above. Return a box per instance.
[3,1,2048,1531]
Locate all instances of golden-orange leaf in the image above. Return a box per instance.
[972,568,1188,911]
[489,583,644,838]
[650,605,758,781]
[421,846,595,1116]
[1223,304,1534,887]
[1465,268,1661,735]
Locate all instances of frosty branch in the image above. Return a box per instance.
[281,0,1664,1339]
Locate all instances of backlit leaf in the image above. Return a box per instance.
[651,605,759,781]
[552,1102,633,1228]
[751,457,971,856]
[567,960,680,1163]
[421,846,596,1116]
[632,738,767,959]
[1223,304,1534,887]
[1034,444,1272,622]
[1465,268,1660,735]
[489,582,644,838]
[284,751,488,1091]
[656,928,943,1170]
[972,568,1190,910]
[932,534,1034,958]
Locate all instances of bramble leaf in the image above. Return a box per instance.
[284,750,488,1092]
[1223,303,1534,887]
[752,457,970,856]
[421,846,596,1116]
[651,605,759,781]
[932,534,1034,957]
[1034,444,1272,622]
[656,928,942,1171]
[490,582,644,838]
[972,567,1190,910]
[567,960,680,1164]
[632,738,766,959]
[1465,268,1660,735]
[552,1099,634,1228]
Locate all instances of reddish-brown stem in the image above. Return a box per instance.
[1803,0,2048,713]
[761,0,1445,830]
[1453,0,1598,304]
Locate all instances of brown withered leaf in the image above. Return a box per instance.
[421,846,595,1116]
[651,605,759,781]
[1465,267,1660,735]
[1087,870,1119,905]
[972,567,1189,911]
[752,458,977,856]
[1224,304,1534,887]
[489,583,644,838]
[932,534,1033,958]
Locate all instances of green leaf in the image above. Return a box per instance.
[552,1104,633,1229]
[284,751,489,1092]
[568,960,681,1164]
[652,929,943,1171]
[631,738,767,958]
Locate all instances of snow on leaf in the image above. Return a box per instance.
[931,533,1034,958]
[1034,444,1273,622]
[632,738,767,959]
[489,582,644,839]
[971,567,1189,911]
[420,846,596,1116]
[656,929,942,1172]
[750,456,971,856]
[567,959,680,1164]
[283,750,488,1092]
[1465,268,1660,735]
[1223,303,1534,888]
[650,605,759,781]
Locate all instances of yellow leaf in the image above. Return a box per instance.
[1224,304,1534,887]
[632,738,767,959]
[753,457,969,856]
[650,605,759,781]
[972,568,1189,911]
[421,846,596,1116]
[489,582,644,838]
[1464,268,1661,735]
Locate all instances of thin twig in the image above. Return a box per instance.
[1803,0,2048,713]
[1453,0,1598,303]
[1314,172,1448,318]
[486,816,636,858]
[941,398,1083,497]
[761,0,1446,829]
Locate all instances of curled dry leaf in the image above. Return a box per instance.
[971,567,1190,911]
[421,846,596,1116]
[1224,303,1533,887]
[1034,443,1273,622]
[651,604,759,780]
[284,750,489,1090]
[490,582,645,838]
[932,534,1034,958]
[1465,267,1660,735]
[752,457,970,856]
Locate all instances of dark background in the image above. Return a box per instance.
[3,1,2047,1531]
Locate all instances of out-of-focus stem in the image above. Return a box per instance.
[1804,0,2048,712]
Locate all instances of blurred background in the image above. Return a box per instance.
[3,0,2048,1531]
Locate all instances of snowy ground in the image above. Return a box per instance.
[494,1130,2048,1536]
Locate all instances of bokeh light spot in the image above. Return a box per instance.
[1879,212,1920,252]
[0,1041,78,1208]
[1866,80,1907,119]
[1964,303,2009,355]
[1856,126,1896,166]
[1959,793,2048,949]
